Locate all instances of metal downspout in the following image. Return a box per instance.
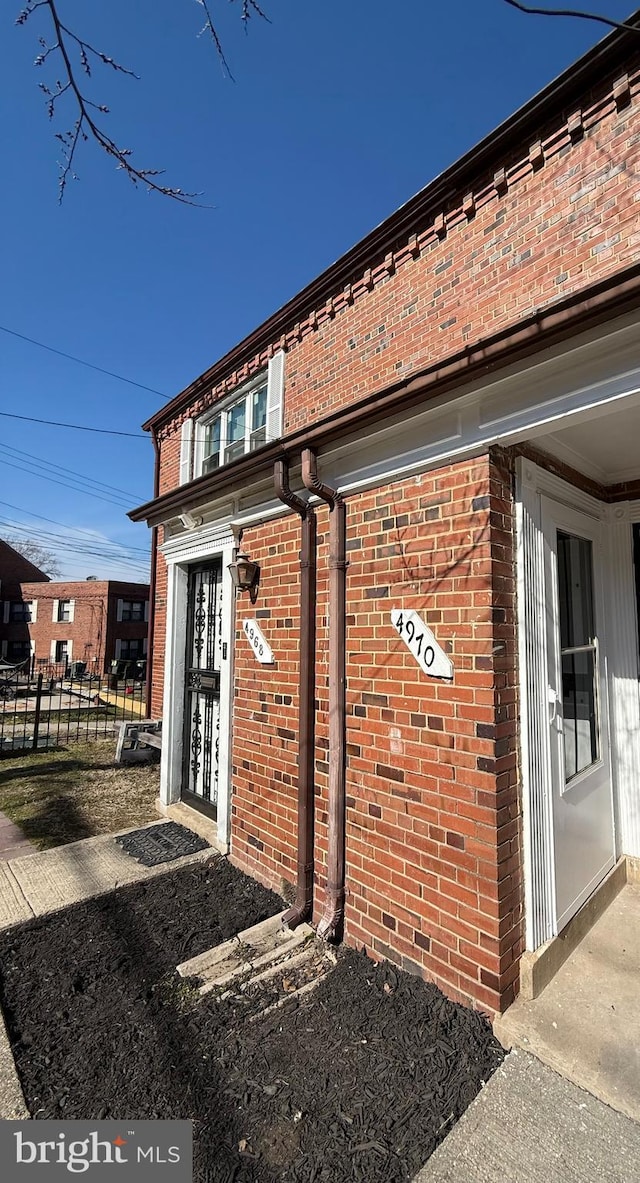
[301,448,347,942]
[145,428,160,718]
[274,459,317,929]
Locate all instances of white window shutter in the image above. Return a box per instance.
[30,600,37,623]
[115,639,122,660]
[179,418,194,485]
[2,602,9,624]
[1,641,7,659]
[266,351,285,442]
[144,600,149,623]
[52,599,59,623]
[68,600,75,623]
[67,640,73,661]
[116,599,124,623]
[50,640,57,661]
[143,637,148,655]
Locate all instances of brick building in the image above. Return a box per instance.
[131,21,640,1016]
[0,543,149,673]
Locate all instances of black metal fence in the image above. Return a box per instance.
[0,667,146,754]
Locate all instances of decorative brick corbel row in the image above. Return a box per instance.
[160,66,640,439]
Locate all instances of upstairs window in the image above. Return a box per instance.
[202,378,268,474]
[6,600,37,623]
[54,599,75,623]
[116,599,148,623]
[179,351,285,485]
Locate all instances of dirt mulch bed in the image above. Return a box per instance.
[0,857,504,1182]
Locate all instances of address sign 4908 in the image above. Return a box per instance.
[390,609,453,679]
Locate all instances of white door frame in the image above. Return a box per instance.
[515,459,640,950]
[159,525,236,850]
[541,496,614,931]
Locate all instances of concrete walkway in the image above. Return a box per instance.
[0,821,213,931]
[494,883,640,1123]
[414,1049,640,1183]
[0,811,36,863]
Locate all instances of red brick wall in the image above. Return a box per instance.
[229,453,521,1012]
[229,514,305,893]
[155,64,640,451]
[147,59,640,1012]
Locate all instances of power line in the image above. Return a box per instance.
[0,500,150,554]
[0,323,167,398]
[1,517,149,557]
[0,457,135,509]
[0,443,144,503]
[0,517,150,562]
[0,528,150,574]
[0,410,146,439]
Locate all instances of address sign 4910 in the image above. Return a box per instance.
[390,609,453,679]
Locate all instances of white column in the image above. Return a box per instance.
[214,543,235,852]
[516,459,557,950]
[606,504,640,859]
[160,562,189,807]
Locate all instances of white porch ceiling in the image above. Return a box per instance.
[533,394,640,486]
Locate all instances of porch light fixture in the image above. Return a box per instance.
[228,551,260,603]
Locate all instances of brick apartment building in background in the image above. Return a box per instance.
[132,20,640,1017]
[0,540,149,673]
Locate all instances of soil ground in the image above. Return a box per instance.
[0,857,504,1182]
[0,739,159,849]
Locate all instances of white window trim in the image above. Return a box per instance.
[116,598,123,623]
[191,351,285,481]
[52,639,72,663]
[2,602,9,625]
[30,599,37,623]
[52,599,59,623]
[179,418,194,486]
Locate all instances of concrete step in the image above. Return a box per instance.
[177,910,315,996]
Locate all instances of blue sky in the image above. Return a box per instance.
[0,1,633,580]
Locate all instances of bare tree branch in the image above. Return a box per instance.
[17,0,266,203]
[196,0,236,79]
[502,1,640,34]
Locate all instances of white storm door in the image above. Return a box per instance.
[543,499,615,932]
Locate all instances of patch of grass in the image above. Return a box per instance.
[0,739,160,851]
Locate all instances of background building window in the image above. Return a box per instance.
[57,600,73,622]
[9,601,33,622]
[117,599,146,622]
[55,640,70,664]
[6,641,30,664]
[115,638,145,660]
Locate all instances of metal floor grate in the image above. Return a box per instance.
[115,821,210,867]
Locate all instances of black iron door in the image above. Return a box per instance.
[182,560,223,817]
